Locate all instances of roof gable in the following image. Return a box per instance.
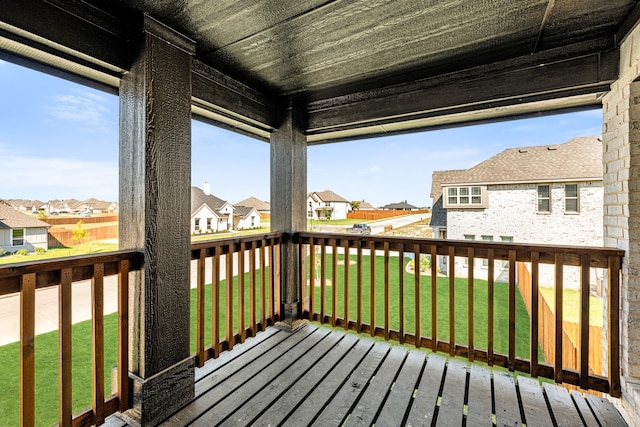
[0,200,50,229]
[311,190,349,203]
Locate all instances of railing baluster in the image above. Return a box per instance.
[92,263,105,425]
[357,240,363,334]
[321,242,326,323]
[530,252,540,377]
[332,239,338,327]
[608,254,621,397]
[249,241,257,336]
[580,254,590,390]
[431,245,437,353]
[118,259,130,412]
[508,250,516,371]
[275,239,281,321]
[384,241,390,340]
[59,267,73,427]
[487,249,494,366]
[399,245,405,344]
[226,244,234,350]
[448,246,455,357]
[196,249,206,367]
[468,247,474,362]
[260,240,266,330]
[343,240,350,330]
[213,246,221,357]
[414,243,421,348]
[20,272,36,427]
[270,241,277,321]
[238,242,246,342]
[309,238,315,320]
[370,240,376,337]
[554,253,564,383]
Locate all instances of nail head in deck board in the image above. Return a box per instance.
[252,333,361,425]
[405,354,447,426]
[493,371,523,427]
[344,345,408,427]
[192,327,332,425]
[281,339,377,427]
[517,376,554,427]
[217,331,346,426]
[312,341,391,426]
[466,364,493,426]
[570,390,600,427]
[585,393,629,426]
[543,383,582,427]
[376,350,427,426]
[435,359,468,426]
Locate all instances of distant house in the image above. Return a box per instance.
[191,182,261,234]
[235,197,270,216]
[382,200,418,210]
[233,206,261,230]
[357,200,375,210]
[307,190,351,220]
[0,199,50,252]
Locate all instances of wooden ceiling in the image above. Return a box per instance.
[1,0,638,142]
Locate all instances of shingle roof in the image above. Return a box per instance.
[235,197,270,212]
[430,170,466,199]
[440,136,602,186]
[359,201,375,209]
[311,190,349,203]
[0,200,50,229]
[234,206,258,218]
[191,186,229,214]
[383,201,418,210]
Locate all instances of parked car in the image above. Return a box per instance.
[349,223,371,235]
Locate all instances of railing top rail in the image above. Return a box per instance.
[295,232,624,268]
[0,250,143,296]
[190,232,285,257]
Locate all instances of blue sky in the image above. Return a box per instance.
[0,59,602,207]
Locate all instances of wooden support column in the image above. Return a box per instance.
[271,99,307,331]
[119,15,195,426]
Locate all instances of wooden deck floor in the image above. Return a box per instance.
[108,324,628,426]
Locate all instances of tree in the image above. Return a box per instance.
[350,201,361,211]
[72,220,90,247]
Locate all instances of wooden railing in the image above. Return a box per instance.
[190,233,283,367]
[295,232,624,397]
[0,250,142,427]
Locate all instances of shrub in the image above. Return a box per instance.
[35,247,46,254]
[16,249,29,256]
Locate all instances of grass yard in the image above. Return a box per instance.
[0,242,119,266]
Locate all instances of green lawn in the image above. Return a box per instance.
[0,242,119,266]
[0,253,539,425]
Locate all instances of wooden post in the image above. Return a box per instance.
[118,15,196,426]
[271,98,307,331]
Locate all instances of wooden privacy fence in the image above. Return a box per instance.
[0,250,142,427]
[517,262,604,385]
[190,233,283,367]
[49,225,119,247]
[347,209,430,221]
[295,232,623,396]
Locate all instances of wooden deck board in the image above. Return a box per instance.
[148,325,627,427]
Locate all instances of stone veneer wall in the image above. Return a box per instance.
[602,20,640,426]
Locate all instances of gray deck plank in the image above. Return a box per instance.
[281,338,379,427]
[405,354,447,427]
[466,364,493,427]
[160,325,321,426]
[251,333,361,425]
[435,359,468,427]
[191,327,332,426]
[217,330,346,426]
[570,390,600,427]
[311,342,391,426]
[517,377,554,427]
[543,383,582,427]
[342,344,408,426]
[375,350,427,426]
[586,393,629,427]
[494,371,523,427]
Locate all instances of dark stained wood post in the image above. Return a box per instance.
[119,15,196,426]
[271,98,307,331]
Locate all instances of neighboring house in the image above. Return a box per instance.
[307,190,351,220]
[357,200,375,210]
[233,206,261,230]
[235,197,270,216]
[191,182,261,234]
[0,199,50,252]
[382,200,419,210]
[430,136,603,286]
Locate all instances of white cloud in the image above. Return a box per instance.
[369,166,382,172]
[45,92,114,132]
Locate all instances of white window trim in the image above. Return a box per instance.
[537,184,551,213]
[12,228,25,247]
[443,185,488,208]
[564,183,579,213]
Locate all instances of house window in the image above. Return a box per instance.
[12,229,25,246]
[251,216,255,227]
[481,235,493,266]
[565,184,579,213]
[206,218,212,230]
[194,218,200,230]
[537,185,550,212]
[464,235,475,266]
[325,202,330,207]
[501,236,513,267]
[445,186,484,207]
